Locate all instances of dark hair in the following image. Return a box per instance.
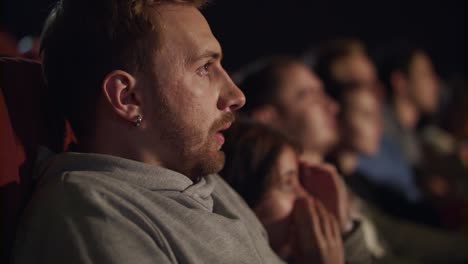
[219,119,301,208]
[314,38,365,89]
[237,56,301,116]
[327,80,381,120]
[375,44,425,99]
[41,0,206,140]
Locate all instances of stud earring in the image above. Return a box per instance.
[135,114,143,127]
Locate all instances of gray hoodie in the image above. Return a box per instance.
[13,152,285,264]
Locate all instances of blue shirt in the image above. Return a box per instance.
[357,106,422,202]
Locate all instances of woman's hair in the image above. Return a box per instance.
[237,56,301,116]
[219,119,301,208]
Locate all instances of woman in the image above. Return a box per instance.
[220,119,344,264]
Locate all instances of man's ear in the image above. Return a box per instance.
[251,105,278,124]
[102,70,142,123]
[390,70,408,97]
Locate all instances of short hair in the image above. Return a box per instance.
[219,119,301,208]
[326,80,381,120]
[375,44,425,99]
[41,0,206,140]
[236,56,301,116]
[314,38,366,89]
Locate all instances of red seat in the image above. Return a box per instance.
[0,30,18,57]
[0,57,75,263]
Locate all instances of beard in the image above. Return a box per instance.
[158,107,235,181]
[188,141,226,181]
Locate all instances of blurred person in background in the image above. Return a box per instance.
[313,39,421,207]
[220,120,346,264]
[238,56,373,263]
[240,57,340,165]
[314,39,464,227]
[377,45,439,167]
[373,44,466,228]
[238,55,466,263]
[325,79,467,264]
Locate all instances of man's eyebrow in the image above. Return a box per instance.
[192,49,223,62]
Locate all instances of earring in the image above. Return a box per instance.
[135,114,143,127]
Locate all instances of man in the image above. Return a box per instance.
[377,46,441,168]
[13,1,288,263]
[369,46,466,225]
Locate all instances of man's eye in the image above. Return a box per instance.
[196,63,211,77]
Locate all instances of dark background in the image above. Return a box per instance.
[2,0,465,78]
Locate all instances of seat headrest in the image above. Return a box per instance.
[0,57,75,186]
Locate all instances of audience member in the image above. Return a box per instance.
[13,1,294,263]
[221,120,346,264]
[238,56,372,263]
[326,79,467,263]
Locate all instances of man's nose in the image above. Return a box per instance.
[217,70,246,112]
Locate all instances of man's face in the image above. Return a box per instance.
[140,5,245,179]
[406,51,440,113]
[341,88,382,155]
[274,63,339,154]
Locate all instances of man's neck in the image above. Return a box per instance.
[336,149,358,176]
[393,96,420,130]
[76,133,164,169]
[300,150,323,165]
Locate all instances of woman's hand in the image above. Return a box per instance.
[299,162,354,233]
[291,197,345,264]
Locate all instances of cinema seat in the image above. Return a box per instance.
[0,57,75,263]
